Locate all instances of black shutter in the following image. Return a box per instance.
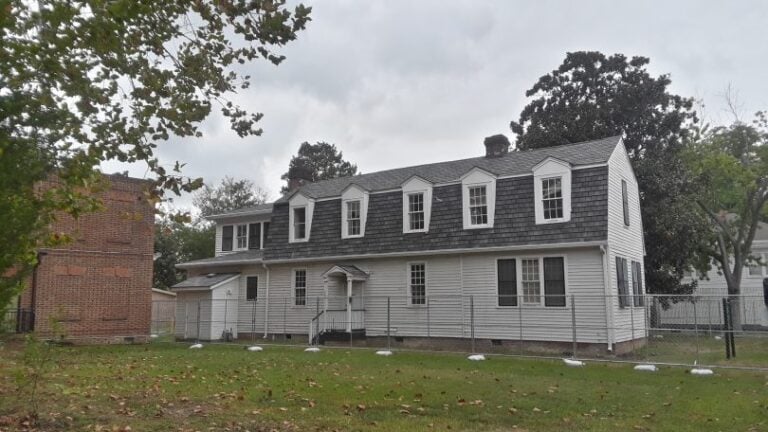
[221,225,233,251]
[246,276,258,301]
[622,180,630,226]
[248,223,261,250]
[497,259,517,306]
[262,222,270,246]
[631,261,644,307]
[543,257,566,307]
[616,257,629,308]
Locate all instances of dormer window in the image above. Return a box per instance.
[293,207,306,240]
[341,185,368,239]
[402,176,432,233]
[542,177,564,220]
[346,200,361,236]
[461,168,496,229]
[289,193,314,243]
[408,193,425,231]
[533,158,572,224]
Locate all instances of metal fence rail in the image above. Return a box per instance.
[149,293,768,368]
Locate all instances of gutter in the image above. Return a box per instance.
[176,240,608,269]
[600,245,615,351]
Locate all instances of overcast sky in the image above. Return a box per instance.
[104,0,768,210]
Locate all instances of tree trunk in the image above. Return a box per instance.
[728,293,743,331]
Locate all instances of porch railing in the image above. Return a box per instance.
[309,309,366,345]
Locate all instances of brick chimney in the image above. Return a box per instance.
[484,134,510,158]
[287,163,313,192]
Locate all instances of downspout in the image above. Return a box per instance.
[600,245,615,351]
[262,263,270,338]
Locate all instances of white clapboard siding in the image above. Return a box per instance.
[209,278,240,339]
[236,267,267,335]
[174,291,212,340]
[607,142,648,342]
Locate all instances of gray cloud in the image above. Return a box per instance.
[103,0,768,210]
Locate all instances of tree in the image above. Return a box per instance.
[193,176,269,218]
[280,142,358,193]
[153,219,215,290]
[1,1,310,312]
[686,112,768,327]
[509,51,709,295]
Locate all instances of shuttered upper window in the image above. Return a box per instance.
[497,259,517,306]
[246,276,258,301]
[616,257,630,308]
[221,225,233,251]
[248,223,261,250]
[543,257,566,307]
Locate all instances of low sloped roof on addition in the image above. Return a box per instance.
[175,250,263,269]
[171,273,240,290]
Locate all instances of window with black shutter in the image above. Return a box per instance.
[543,257,566,307]
[616,257,629,308]
[246,276,258,301]
[262,222,270,247]
[248,223,261,250]
[222,225,233,251]
[622,180,630,226]
[631,261,644,307]
[497,259,517,306]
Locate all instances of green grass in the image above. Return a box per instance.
[1,342,767,431]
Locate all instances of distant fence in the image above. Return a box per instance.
[150,293,768,368]
[0,308,34,335]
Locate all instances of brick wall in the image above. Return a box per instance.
[18,174,154,342]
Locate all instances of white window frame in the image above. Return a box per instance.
[541,177,564,221]
[292,268,308,307]
[402,176,432,233]
[406,262,427,306]
[532,158,572,225]
[497,255,569,308]
[235,224,248,250]
[520,257,542,305]
[461,168,496,229]
[341,185,369,239]
[289,193,314,243]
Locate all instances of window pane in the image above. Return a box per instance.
[409,263,426,305]
[248,223,261,250]
[246,276,258,301]
[294,208,306,239]
[347,200,361,236]
[631,261,644,307]
[468,185,488,225]
[236,224,248,249]
[616,257,629,308]
[294,270,306,306]
[408,193,425,230]
[542,177,564,220]
[521,259,540,304]
[543,257,565,307]
[497,259,517,306]
[221,225,233,251]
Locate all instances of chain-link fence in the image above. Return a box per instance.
[150,293,768,369]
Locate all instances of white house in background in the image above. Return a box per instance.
[657,224,768,329]
[172,135,648,352]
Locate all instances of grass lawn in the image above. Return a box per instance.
[1,342,767,431]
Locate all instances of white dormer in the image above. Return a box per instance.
[532,157,572,224]
[460,167,496,229]
[341,184,369,239]
[289,193,315,242]
[401,176,432,233]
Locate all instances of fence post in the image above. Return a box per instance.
[629,296,635,354]
[183,302,189,340]
[470,295,475,354]
[283,297,287,342]
[223,298,228,339]
[571,294,577,359]
[196,300,201,343]
[315,297,320,347]
[693,297,700,364]
[251,299,257,344]
[426,297,431,339]
[518,300,524,356]
[387,297,391,351]
[722,298,731,359]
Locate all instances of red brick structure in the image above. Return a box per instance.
[17,174,154,343]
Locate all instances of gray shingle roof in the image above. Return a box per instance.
[171,273,240,290]
[208,203,273,220]
[277,136,621,202]
[176,250,263,269]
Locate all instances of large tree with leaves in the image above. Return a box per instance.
[686,112,768,327]
[193,176,269,218]
[510,51,709,295]
[0,0,310,312]
[280,142,358,193]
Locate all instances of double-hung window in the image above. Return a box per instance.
[294,269,306,306]
[521,259,541,304]
[497,259,517,306]
[409,263,426,305]
[408,193,425,231]
[346,200,361,237]
[236,224,248,249]
[468,185,488,226]
[542,177,564,220]
[293,207,307,240]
